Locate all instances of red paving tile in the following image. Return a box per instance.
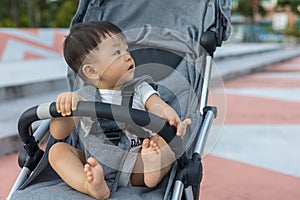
[265,65,300,73]
[0,153,20,199]
[225,58,300,89]
[201,155,300,200]
[269,57,300,71]
[225,76,300,88]
[225,94,300,124]
[224,57,300,125]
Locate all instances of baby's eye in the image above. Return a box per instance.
[113,50,121,55]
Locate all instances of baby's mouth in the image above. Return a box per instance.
[128,64,134,70]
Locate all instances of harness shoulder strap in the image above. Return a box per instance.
[121,76,157,139]
[121,75,157,107]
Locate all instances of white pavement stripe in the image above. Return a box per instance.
[257,72,300,79]
[211,124,300,177]
[0,58,67,87]
[224,88,300,102]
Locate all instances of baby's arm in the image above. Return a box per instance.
[145,94,191,136]
[50,92,83,140]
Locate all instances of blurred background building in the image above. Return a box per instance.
[231,0,300,43]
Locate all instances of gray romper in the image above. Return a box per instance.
[76,76,157,192]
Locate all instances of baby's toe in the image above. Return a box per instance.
[87,157,98,167]
[142,138,150,148]
[84,164,91,172]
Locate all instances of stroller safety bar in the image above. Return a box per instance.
[18,101,184,157]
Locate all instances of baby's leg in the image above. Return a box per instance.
[49,142,110,199]
[141,134,176,188]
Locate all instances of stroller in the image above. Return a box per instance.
[8,0,231,199]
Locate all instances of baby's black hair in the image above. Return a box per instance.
[63,21,124,78]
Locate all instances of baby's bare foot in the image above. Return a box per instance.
[141,134,176,188]
[141,136,162,188]
[84,157,110,199]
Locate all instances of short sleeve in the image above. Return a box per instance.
[134,82,159,105]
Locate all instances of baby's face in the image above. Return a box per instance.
[92,35,135,89]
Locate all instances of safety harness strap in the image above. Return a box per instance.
[100,76,157,145]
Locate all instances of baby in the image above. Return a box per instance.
[48,21,191,199]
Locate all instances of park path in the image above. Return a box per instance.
[201,56,300,199]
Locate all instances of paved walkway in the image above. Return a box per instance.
[1,43,300,199]
[200,57,300,199]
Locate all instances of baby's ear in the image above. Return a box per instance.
[82,64,99,79]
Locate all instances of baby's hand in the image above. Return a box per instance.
[56,92,83,116]
[147,103,192,136]
[145,94,192,137]
[158,106,192,136]
[169,118,192,137]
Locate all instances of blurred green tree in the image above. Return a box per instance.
[234,0,266,22]
[278,0,300,16]
[50,0,79,27]
[0,0,79,27]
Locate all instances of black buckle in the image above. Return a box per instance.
[104,129,122,145]
[104,129,122,141]
[99,119,123,140]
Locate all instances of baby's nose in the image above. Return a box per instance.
[125,53,132,61]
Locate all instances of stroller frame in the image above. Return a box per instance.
[8,0,231,199]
